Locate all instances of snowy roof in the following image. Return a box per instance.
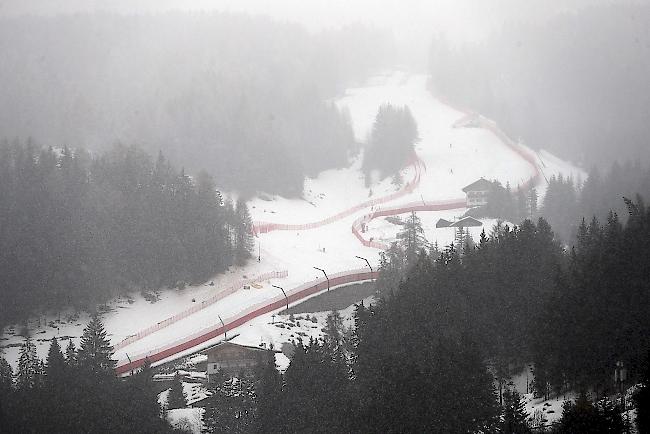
[200,340,276,355]
[461,178,493,193]
[449,217,483,228]
[437,217,483,228]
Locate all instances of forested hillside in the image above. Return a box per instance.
[0,141,252,326]
[0,13,393,196]
[429,4,650,167]
[161,196,649,433]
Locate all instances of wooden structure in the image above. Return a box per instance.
[462,178,493,208]
[203,341,269,382]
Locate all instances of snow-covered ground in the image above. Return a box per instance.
[0,70,584,371]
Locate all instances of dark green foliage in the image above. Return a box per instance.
[45,337,66,387]
[203,376,256,434]
[556,393,624,434]
[15,336,40,391]
[168,372,187,410]
[282,338,352,433]
[0,142,250,325]
[398,211,427,266]
[635,352,650,434]
[353,252,500,434]
[253,351,283,432]
[501,388,531,434]
[235,198,255,266]
[65,339,77,366]
[77,314,117,377]
[362,104,418,183]
[0,13,387,197]
[532,198,650,394]
[3,317,177,433]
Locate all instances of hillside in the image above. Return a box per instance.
[0,70,583,370]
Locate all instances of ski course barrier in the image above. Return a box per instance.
[252,153,424,235]
[113,270,288,351]
[351,199,468,250]
[114,268,377,375]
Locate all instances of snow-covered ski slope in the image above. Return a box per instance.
[0,70,584,371]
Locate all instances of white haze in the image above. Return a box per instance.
[1,0,644,68]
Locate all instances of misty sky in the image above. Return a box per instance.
[1,0,643,47]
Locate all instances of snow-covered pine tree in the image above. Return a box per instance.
[64,339,77,366]
[234,198,254,265]
[15,336,40,391]
[399,211,427,266]
[500,388,531,433]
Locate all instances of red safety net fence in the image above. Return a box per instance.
[252,153,425,235]
[115,268,376,375]
[351,199,468,250]
[113,270,288,351]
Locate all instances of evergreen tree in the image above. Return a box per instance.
[15,336,40,391]
[77,314,116,377]
[123,360,168,432]
[362,103,419,183]
[528,187,538,219]
[234,198,254,266]
[203,376,256,434]
[0,357,12,394]
[45,337,66,390]
[254,350,283,433]
[399,211,427,266]
[501,388,531,433]
[167,372,187,409]
[65,339,77,366]
[557,393,624,434]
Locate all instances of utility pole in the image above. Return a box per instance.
[272,284,289,310]
[355,255,373,274]
[218,315,226,340]
[313,266,329,291]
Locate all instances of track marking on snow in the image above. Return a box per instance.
[113,74,546,374]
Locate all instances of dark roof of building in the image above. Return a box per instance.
[449,217,483,228]
[202,340,273,355]
[436,218,452,228]
[462,178,493,193]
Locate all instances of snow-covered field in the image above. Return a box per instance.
[0,70,584,371]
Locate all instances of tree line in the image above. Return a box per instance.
[467,161,650,243]
[429,3,650,168]
[362,104,419,187]
[4,198,647,432]
[0,141,254,327]
[0,13,394,197]
[198,198,649,432]
[0,315,182,433]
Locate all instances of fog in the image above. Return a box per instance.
[2,2,650,433]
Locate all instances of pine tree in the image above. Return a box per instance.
[254,350,283,433]
[203,375,257,434]
[323,310,345,351]
[77,315,116,376]
[0,356,12,394]
[399,211,426,266]
[167,372,187,409]
[501,388,531,433]
[123,360,167,432]
[45,337,66,386]
[65,339,77,366]
[234,198,254,266]
[15,336,40,391]
[528,188,538,218]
